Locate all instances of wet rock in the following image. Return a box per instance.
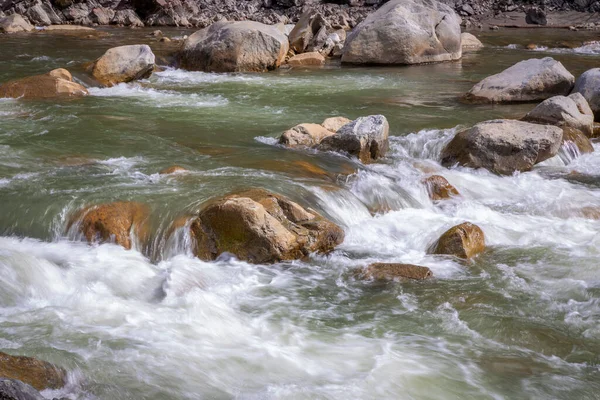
[360,263,433,281]
[572,68,600,121]
[42,25,96,33]
[0,378,46,400]
[522,93,594,137]
[159,165,188,174]
[190,188,344,264]
[179,21,288,73]
[92,44,155,87]
[0,352,66,391]
[423,175,459,200]
[0,14,33,33]
[525,7,547,25]
[287,52,325,67]
[0,68,88,99]
[440,120,563,175]
[112,9,144,27]
[562,127,594,154]
[69,201,150,250]
[279,123,335,147]
[288,10,328,53]
[321,116,352,133]
[430,222,485,259]
[464,57,575,104]
[342,0,462,65]
[461,32,483,52]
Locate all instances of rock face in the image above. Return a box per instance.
[92,45,155,87]
[288,10,328,54]
[572,68,600,121]
[0,378,46,400]
[430,222,485,259]
[0,68,88,99]
[522,93,594,137]
[69,201,150,250]
[179,21,288,72]
[279,123,334,147]
[440,120,563,175]
[461,32,483,52]
[287,52,325,67]
[361,263,433,281]
[0,14,33,33]
[464,57,575,104]
[341,0,462,65]
[189,189,344,264]
[318,115,389,163]
[423,175,459,200]
[0,352,66,391]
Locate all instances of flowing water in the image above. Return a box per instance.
[1,27,600,399]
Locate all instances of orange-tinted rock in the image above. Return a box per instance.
[159,165,188,174]
[562,127,594,154]
[430,222,485,259]
[279,123,335,147]
[361,263,433,281]
[0,69,88,99]
[287,52,325,66]
[321,116,351,133]
[0,352,66,391]
[423,175,459,200]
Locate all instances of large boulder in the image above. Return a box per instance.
[572,68,600,121]
[341,0,462,65]
[92,45,155,87]
[0,14,33,33]
[430,222,485,260]
[522,93,594,137]
[0,378,46,400]
[288,10,328,54]
[279,123,334,147]
[360,263,433,281]
[525,7,547,25]
[440,120,563,175]
[0,68,88,99]
[0,352,66,391]
[318,115,389,163]
[464,57,575,104]
[189,189,344,264]
[68,201,150,250]
[179,21,288,73]
[461,32,484,52]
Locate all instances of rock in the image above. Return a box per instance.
[321,116,352,133]
[525,7,547,25]
[572,68,600,121]
[562,127,594,154]
[341,0,462,65]
[159,165,187,174]
[287,52,325,66]
[423,175,459,200]
[69,201,150,250]
[288,10,328,53]
[318,115,389,163]
[159,37,171,43]
[440,120,563,175]
[179,21,288,73]
[360,263,433,281]
[522,93,594,137]
[0,14,33,33]
[149,29,163,37]
[464,57,575,104]
[279,123,335,147]
[190,189,344,263]
[0,352,66,391]
[112,9,144,27]
[430,222,485,259]
[0,378,46,400]
[92,45,155,87]
[42,25,96,32]
[461,32,483,52]
[0,68,88,99]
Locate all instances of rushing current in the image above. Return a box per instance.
[1,27,600,399]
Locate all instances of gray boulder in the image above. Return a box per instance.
[179,21,289,72]
[523,93,594,137]
[92,45,155,87]
[341,0,462,65]
[440,119,563,175]
[464,57,575,104]
[0,14,33,33]
[0,378,45,400]
[572,68,600,120]
[318,115,389,163]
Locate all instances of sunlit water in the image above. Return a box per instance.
[1,27,600,399]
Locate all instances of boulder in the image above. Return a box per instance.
[68,201,150,250]
[464,57,575,104]
[279,123,335,147]
[423,175,459,200]
[572,68,600,120]
[341,0,462,65]
[525,7,547,25]
[522,93,594,137]
[112,9,144,27]
[430,222,485,259]
[190,189,344,264]
[440,120,563,175]
[0,378,46,400]
[179,21,288,73]
[0,14,33,33]
[287,52,325,67]
[360,263,433,281]
[562,127,594,154]
[321,116,352,133]
[92,45,155,87]
[318,115,389,163]
[159,165,188,174]
[288,10,328,54]
[0,352,66,391]
[461,32,484,52]
[0,69,88,99]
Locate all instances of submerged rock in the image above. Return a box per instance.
[0,378,46,400]
[572,68,600,121]
[360,263,433,281]
[0,352,66,391]
[430,222,485,259]
[461,32,484,52]
[287,52,325,67]
[0,14,33,33]
[522,93,594,137]
[159,165,188,174]
[342,0,462,65]
[464,57,575,104]
[423,175,459,200]
[279,123,335,147]
[0,68,88,99]
[179,21,288,73]
[190,189,344,264]
[92,44,155,87]
[440,120,563,175]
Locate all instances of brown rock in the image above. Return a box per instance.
[0,69,88,99]
[0,14,34,33]
[423,175,459,200]
[47,68,72,81]
[159,165,188,174]
[279,123,335,147]
[92,45,155,87]
[321,116,352,133]
[361,263,433,281]
[0,352,66,391]
[562,127,594,154]
[287,52,325,67]
[430,222,485,259]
